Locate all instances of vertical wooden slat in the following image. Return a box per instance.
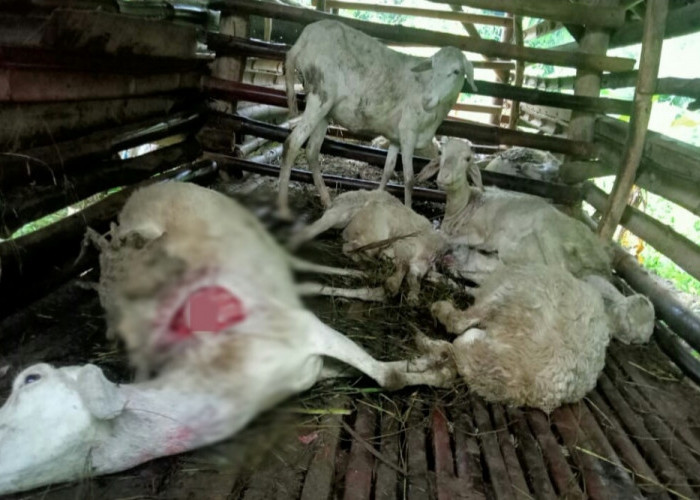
[470,396,514,500]
[405,398,430,500]
[506,408,558,500]
[490,405,530,497]
[508,16,524,130]
[343,405,376,500]
[432,406,456,500]
[300,413,344,500]
[597,0,670,239]
[375,404,401,500]
[526,411,585,499]
[452,405,487,499]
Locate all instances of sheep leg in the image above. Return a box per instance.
[277,93,332,219]
[430,300,480,335]
[378,144,399,191]
[296,282,386,302]
[582,275,654,344]
[385,261,409,297]
[306,117,332,208]
[307,312,454,389]
[286,205,354,251]
[399,132,417,207]
[289,256,365,278]
[405,267,423,306]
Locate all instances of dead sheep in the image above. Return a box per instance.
[277,19,476,217]
[0,182,455,495]
[423,138,654,344]
[288,189,447,304]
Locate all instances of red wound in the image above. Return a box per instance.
[169,286,246,339]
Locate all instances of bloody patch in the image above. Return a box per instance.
[169,287,246,339]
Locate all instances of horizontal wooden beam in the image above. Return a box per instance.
[467,79,631,115]
[526,71,700,101]
[452,102,501,114]
[203,78,600,157]
[0,95,192,151]
[0,109,203,190]
[2,140,202,236]
[0,44,207,75]
[584,183,700,283]
[0,159,219,320]
[610,1,700,48]
[471,60,515,71]
[207,113,583,203]
[213,0,634,72]
[595,116,700,184]
[209,35,632,116]
[0,69,200,102]
[310,0,512,27]
[523,20,562,41]
[426,0,626,28]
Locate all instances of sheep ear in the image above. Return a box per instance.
[463,60,478,92]
[411,57,433,73]
[415,157,441,183]
[468,163,484,190]
[76,364,126,420]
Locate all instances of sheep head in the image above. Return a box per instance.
[411,47,476,111]
[436,139,482,192]
[0,363,126,495]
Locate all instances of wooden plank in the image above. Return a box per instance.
[490,405,530,497]
[343,404,376,500]
[311,0,511,26]
[452,102,501,114]
[214,0,635,72]
[523,20,562,41]
[610,1,700,49]
[431,406,457,500]
[0,68,200,102]
[467,80,631,115]
[508,15,524,130]
[0,96,185,151]
[405,398,429,500]
[41,8,198,58]
[526,411,584,499]
[452,407,487,499]
[374,404,401,500]
[299,412,344,500]
[584,183,700,283]
[470,396,513,500]
[597,0,669,240]
[427,0,626,28]
[506,408,557,500]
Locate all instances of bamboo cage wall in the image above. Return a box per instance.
[2,1,700,498]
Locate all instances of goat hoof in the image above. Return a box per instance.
[275,208,295,222]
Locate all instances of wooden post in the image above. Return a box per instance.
[508,15,523,130]
[492,14,513,126]
[568,0,616,145]
[210,15,249,113]
[263,18,272,41]
[597,0,669,240]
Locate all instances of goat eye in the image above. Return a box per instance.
[452,69,460,75]
[23,373,41,385]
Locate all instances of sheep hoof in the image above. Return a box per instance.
[275,207,295,222]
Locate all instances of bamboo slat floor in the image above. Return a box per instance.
[2,177,699,500]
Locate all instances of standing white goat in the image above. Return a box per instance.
[0,182,454,495]
[277,19,476,218]
[288,189,446,304]
[420,138,655,344]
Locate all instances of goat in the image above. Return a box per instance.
[484,146,561,183]
[0,182,455,495]
[277,19,476,218]
[419,138,655,344]
[288,189,446,304]
[427,264,613,412]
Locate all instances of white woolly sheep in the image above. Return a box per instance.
[288,189,447,304]
[0,182,454,495]
[277,19,476,218]
[422,138,655,344]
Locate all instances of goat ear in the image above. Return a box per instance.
[468,163,484,190]
[463,59,478,92]
[415,157,441,183]
[411,57,433,73]
[75,364,126,420]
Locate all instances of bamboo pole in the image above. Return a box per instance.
[508,15,523,130]
[202,79,602,157]
[310,0,511,26]
[0,159,218,319]
[212,0,634,72]
[597,0,669,241]
[427,0,626,28]
[584,182,700,282]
